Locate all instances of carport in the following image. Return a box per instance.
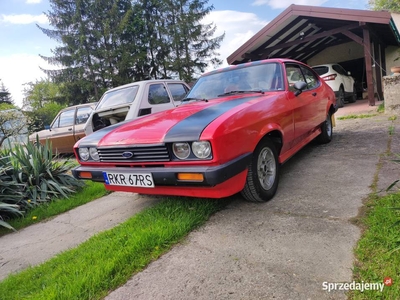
[227,4,400,106]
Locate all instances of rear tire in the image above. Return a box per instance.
[349,85,357,103]
[317,113,333,144]
[337,87,345,108]
[241,138,280,202]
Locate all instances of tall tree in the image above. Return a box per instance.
[369,0,400,12]
[39,0,148,104]
[39,0,224,102]
[166,0,224,82]
[0,109,27,148]
[0,80,13,105]
[22,79,67,132]
[23,79,66,110]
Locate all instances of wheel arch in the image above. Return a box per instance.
[256,128,283,156]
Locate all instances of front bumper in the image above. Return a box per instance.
[333,103,339,113]
[72,153,252,187]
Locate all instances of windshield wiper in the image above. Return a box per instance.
[181,97,208,102]
[217,90,265,97]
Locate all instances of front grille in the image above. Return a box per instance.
[98,145,170,162]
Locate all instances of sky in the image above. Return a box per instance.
[0,0,369,108]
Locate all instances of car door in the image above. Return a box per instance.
[285,63,323,145]
[138,83,176,116]
[74,105,93,141]
[48,108,76,153]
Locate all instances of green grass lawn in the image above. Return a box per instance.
[0,197,224,300]
[337,113,378,120]
[350,191,400,299]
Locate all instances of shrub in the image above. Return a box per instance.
[0,160,24,230]
[0,138,84,229]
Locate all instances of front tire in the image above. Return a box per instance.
[317,113,333,144]
[241,138,280,202]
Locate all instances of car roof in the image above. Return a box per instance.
[203,58,309,77]
[105,79,187,93]
[311,63,340,68]
[59,102,97,112]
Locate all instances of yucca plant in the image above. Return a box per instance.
[0,159,24,230]
[1,137,84,204]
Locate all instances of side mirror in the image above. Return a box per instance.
[293,81,307,96]
[347,71,351,76]
[44,125,51,130]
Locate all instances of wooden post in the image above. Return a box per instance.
[374,42,383,101]
[363,28,375,106]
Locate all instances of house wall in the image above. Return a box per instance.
[385,13,400,73]
[306,41,364,66]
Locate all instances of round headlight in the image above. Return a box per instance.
[192,141,211,159]
[79,147,90,161]
[89,147,100,161]
[172,142,190,159]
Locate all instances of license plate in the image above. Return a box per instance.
[103,172,154,188]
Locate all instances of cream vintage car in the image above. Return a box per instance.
[29,103,96,154]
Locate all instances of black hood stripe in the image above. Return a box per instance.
[164,96,258,142]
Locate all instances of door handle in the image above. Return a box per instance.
[68,128,73,131]
[312,92,317,96]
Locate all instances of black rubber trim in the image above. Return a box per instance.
[79,121,129,147]
[72,153,252,187]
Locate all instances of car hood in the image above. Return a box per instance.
[78,95,264,148]
[29,129,50,141]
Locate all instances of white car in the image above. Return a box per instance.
[312,64,356,107]
[84,79,190,134]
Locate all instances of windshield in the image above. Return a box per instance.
[187,62,284,100]
[96,85,139,110]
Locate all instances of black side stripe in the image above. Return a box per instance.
[164,96,258,142]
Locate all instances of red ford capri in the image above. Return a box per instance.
[72,58,337,202]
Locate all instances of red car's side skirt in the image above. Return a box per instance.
[279,127,322,164]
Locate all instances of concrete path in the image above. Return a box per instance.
[0,192,161,281]
[0,111,398,300]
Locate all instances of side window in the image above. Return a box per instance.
[58,109,75,127]
[148,84,170,104]
[76,106,93,125]
[300,66,320,90]
[286,64,305,92]
[51,115,60,128]
[168,83,189,101]
[333,64,345,75]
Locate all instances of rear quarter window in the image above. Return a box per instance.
[168,83,189,101]
[312,66,329,76]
